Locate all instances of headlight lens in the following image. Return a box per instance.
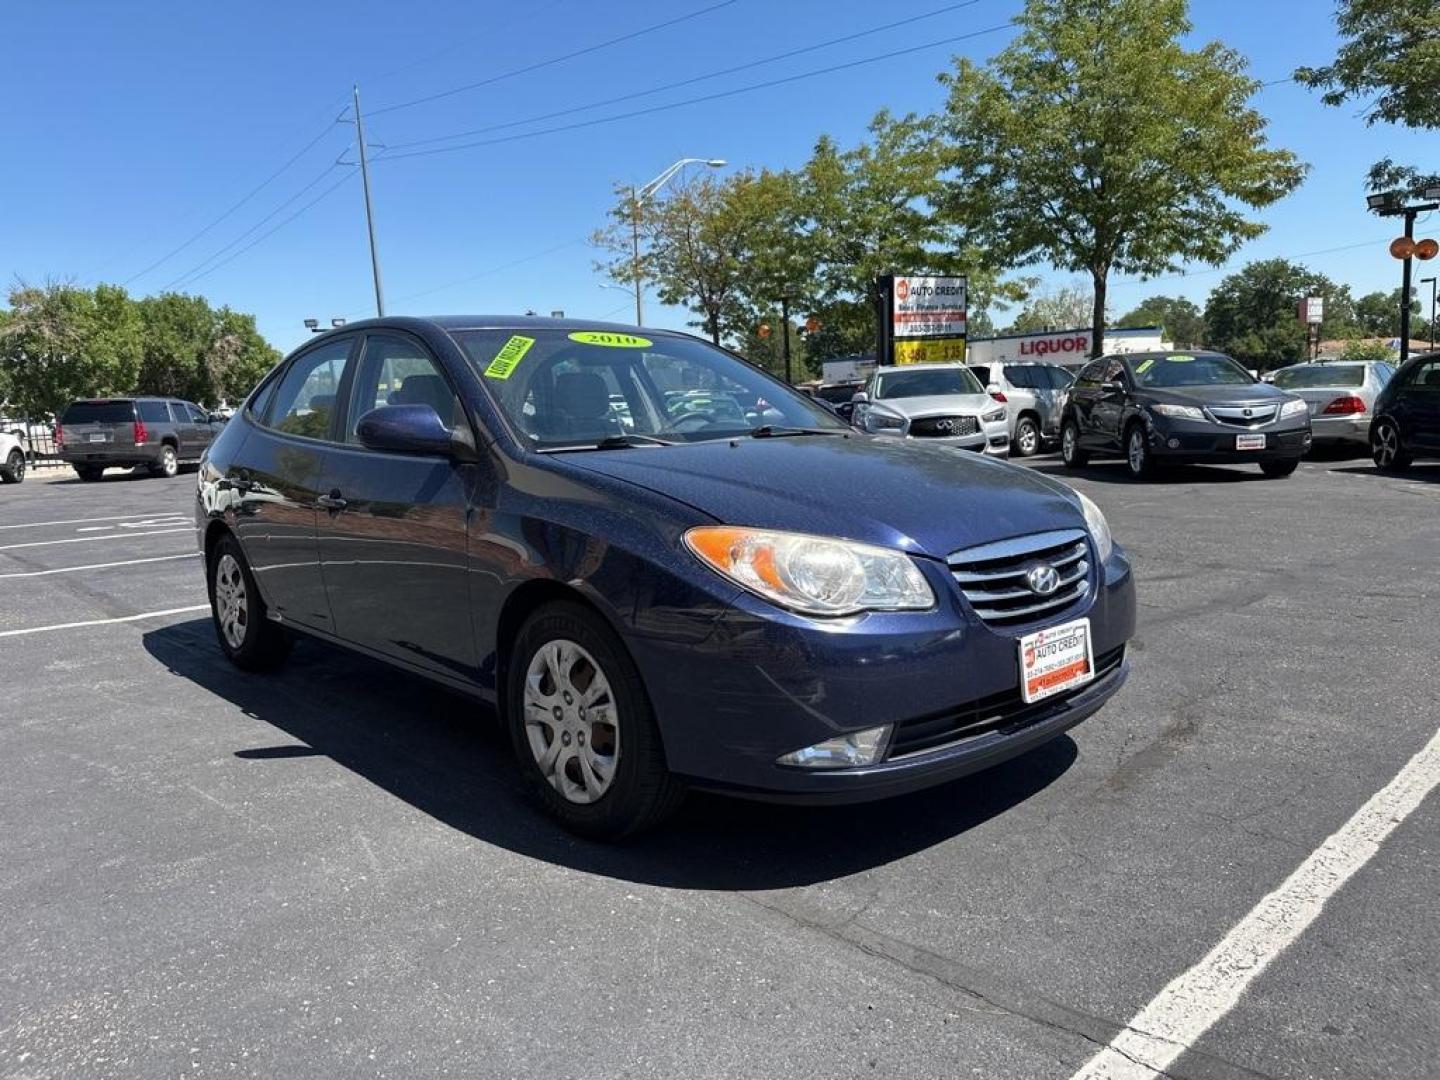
[684,527,934,616]
[1279,398,1309,419]
[1076,492,1114,563]
[1151,403,1205,421]
[981,407,1006,423]
[869,411,906,431]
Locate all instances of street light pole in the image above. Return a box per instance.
[1368,187,1440,365]
[1400,209,1415,362]
[353,85,385,317]
[625,157,726,327]
[1422,276,1437,351]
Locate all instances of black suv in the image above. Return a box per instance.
[1370,350,1440,471]
[1060,351,1311,480]
[58,397,222,480]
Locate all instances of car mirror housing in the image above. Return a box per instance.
[1100,380,1124,394]
[356,404,474,460]
[851,391,869,404]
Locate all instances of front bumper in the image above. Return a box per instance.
[1143,415,1311,461]
[876,425,1010,456]
[627,545,1135,802]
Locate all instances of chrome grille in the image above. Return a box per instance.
[947,529,1090,625]
[910,415,979,438]
[1209,404,1278,427]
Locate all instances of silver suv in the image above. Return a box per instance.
[967,363,1075,457]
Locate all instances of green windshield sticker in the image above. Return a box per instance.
[485,335,535,379]
[568,331,652,349]
[1135,358,1156,374]
[1167,354,1195,362]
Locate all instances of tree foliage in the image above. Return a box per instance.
[1116,295,1206,345]
[1340,337,1397,362]
[1204,259,1357,369]
[1295,0,1440,129]
[1353,288,1421,337]
[937,0,1305,355]
[1006,285,1096,333]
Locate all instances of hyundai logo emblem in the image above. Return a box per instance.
[1024,563,1061,596]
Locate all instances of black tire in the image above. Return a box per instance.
[75,466,103,482]
[1260,458,1300,479]
[1060,419,1089,468]
[1013,415,1041,458]
[1124,422,1158,480]
[150,444,179,478]
[1,448,24,484]
[1370,418,1412,473]
[506,601,684,840]
[208,533,291,672]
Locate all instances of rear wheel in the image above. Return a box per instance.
[1370,418,1412,472]
[151,445,179,478]
[208,534,291,671]
[1260,458,1299,479]
[1060,419,1089,468]
[1013,415,1041,457]
[1,449,24,484]
[75,465,102,482]
[1125,423,1158,480]
[506,601,683,839]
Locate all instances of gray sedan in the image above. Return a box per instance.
[1270,361,1396,448]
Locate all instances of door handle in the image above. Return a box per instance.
[222,474,256,493]
[317,490,348,512]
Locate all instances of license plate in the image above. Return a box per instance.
[1019,617,1095,704]
[1235,433,1266,450]
[88,433,106,443]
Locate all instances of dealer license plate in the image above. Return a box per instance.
[88,433,106,443]
[1019,618,1095,704]
[1235,433,1266,450]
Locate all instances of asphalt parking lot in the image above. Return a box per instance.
[1,452,1438,1080]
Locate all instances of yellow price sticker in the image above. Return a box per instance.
[568,331,652,349]
[1168,354,1195,363]
[1135,358,1156,374]
[485,335,535,379]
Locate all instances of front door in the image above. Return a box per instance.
[316,331,479,681]
[1090,358,1130,450]
[1398,357,1440,451]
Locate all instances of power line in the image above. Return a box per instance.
[380,23,1016,162]
[368,0,741,118]
[362,0,573,90]
[384,238,589,310]
[1109,236,1393,289]
[385,0,986,152]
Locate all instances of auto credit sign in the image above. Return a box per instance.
[886,274,967,366]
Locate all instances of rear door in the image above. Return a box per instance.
[315,330,478,679]
[1090,358,1129,449]
[230,336,356,632]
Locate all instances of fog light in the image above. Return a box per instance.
[777,725,892,769]
[1167,438,1180,448]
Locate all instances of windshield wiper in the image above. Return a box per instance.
[537,433,676,453]
[746,425,849,439]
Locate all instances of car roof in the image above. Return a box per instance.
[319,314,696,337]
[872,363,968,372]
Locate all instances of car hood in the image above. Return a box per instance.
[870,393,995,418]
[556,435,1088,558]
[1142,382,1295,408]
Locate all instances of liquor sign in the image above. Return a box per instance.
[882,274,967,366]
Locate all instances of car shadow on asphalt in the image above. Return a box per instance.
[1331,462,1440,483]
[1026,461,1271,484]
[143,619,1077,889]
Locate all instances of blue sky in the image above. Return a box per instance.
[1,0,1422,352]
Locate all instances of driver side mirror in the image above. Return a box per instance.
[1100,380,1124,394]
[357,404,476,461]
[851,390,869,405]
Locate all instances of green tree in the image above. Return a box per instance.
[1006,285,1096,333]
[938,0,1305,357]
[1204,259,1357,370]
[1341,337,1396,362]
[1353,288,1421,337]
[1116,295,1206,346]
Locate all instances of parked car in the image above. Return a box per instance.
[850,364,1010,455]
[1061,350,1311,479]
[808,381,865,422]
[198,317,1135,838]
[1271,361,1396,448]
[968,362,1074,457]
[58,397,222,480]
[1369,350,1440,472]
[0,427,25,484]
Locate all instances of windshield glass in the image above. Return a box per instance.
[453,328,846,449]
[874,367,983,399]
[1129,354,1253,388]
[1273,365,1365,389]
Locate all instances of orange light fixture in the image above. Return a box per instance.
[804,316,821,333]
[756,323,772,338]
[1391,236,1417,259]
[1415,238,1439,260]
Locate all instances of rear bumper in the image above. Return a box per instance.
[1308,415,1369,444]
[60,446,163,466]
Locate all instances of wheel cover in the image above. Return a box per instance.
[1373,423,1397,466]
[1018,422,1037,453]
[523,639,620,805]
[162,449,177,476]
[1128,429,1146,473]
[214,553,248,650]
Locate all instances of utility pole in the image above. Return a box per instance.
[630,185,643,326]
[1400,209,1415,365]
[780,295,792,384]
[1423,276,1437,351]
[353,85,385,317]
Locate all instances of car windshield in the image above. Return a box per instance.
[874,367,983,399]
[453,328,847,449]
[1129,354,1254,388]
[1272,365,1365,389]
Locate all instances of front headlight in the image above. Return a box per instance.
[868,410,907,431]
[1076,492,1114,564]
[981,407,1006,423]
[1279,398,1309,419]
[684,527,935,616]
[1150,403,1205,421]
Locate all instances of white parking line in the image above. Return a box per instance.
[0,553,200,579]
[0,528,191,552]
[0,512,189,531]
[1070,724,1440,1079]
[0,604,210,639]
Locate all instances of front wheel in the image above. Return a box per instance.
[1371,419,1412,473]
[1,449,24,484]
[1060,420,1089,468]
[1013,416,1041,458]
[209,534,291,671]
[1125,424,1158,480]
[1260,458,1299,479]
[507,601,683,839]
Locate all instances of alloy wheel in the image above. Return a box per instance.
[1062,425,1077,461]
[1016,420,1039,456]
[1372,422,1398,468]
[160,448,178,477]
[1127,428,1147,475]
[6,450,23,482]
[523,639,620,805]
[213,553,248,650]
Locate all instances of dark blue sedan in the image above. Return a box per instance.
[196,317,1135,837]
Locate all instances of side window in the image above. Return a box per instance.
[185,403,208,423]
[1044,366,1073,389]
[1410,359,1440,391]
[1004,365,1039,389]
[970,365,991,386]
[1075,360,1105,388]
[266,339,352,440]
[1104,359,1127,385]
[248,370,282,420]
[345,334,464,444]
[137,401,170,424]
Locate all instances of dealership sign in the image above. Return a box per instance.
[883,274,967,366]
